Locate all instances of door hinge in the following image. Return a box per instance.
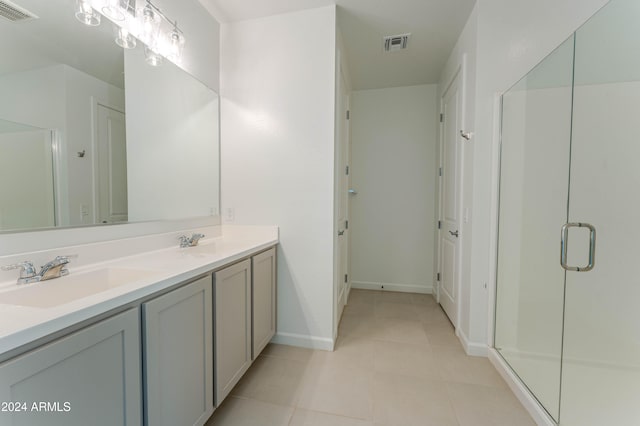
[345,220,349,230]
[346,110,350,120]
[440,113,444,123]
[345,165,349,175]
[438,220,442,229]
[437,273,440,281]
[439,167,442,177]
[344,274,348,283]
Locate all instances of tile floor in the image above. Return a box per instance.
[206,289,535,426]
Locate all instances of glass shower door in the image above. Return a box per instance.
[560,0,640,424]
[494,36,575,422]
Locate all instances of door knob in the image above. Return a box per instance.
[449,230,459,237]
[348,189,358,195]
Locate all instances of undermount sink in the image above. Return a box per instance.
[0,268,159,308]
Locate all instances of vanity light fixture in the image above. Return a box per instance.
[73,0,186,64]
[75,0,100,26]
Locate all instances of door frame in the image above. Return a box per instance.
[436,62,466,329]
[91,97,126,224]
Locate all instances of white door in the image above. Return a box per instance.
[438,71,463,327]
[336,65,351,326]
[96,104,127,224]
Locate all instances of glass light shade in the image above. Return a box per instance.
[75,0,101,26]
[144,45,163,66]
[139,4,161,45]
[167,28,185,62]
[102,0,125,21]
[114,25,136,49]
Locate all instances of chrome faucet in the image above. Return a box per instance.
[39,255,76,281]
[178,233,205,248]
[2,255,77,285]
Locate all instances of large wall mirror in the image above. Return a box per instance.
[0,0,220,233]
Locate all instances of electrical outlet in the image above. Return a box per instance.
[80,204,89,222]
[225,207,235,222]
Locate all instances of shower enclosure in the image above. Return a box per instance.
[494,0,640,424]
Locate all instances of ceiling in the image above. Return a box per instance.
[199,0,477,90]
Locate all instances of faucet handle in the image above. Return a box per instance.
[2,261,37,277]
[178,235,190,248]
[54,254,78,264]
[2,261,38,284]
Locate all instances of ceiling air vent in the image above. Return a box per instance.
[383,33,410,52]
[0,0,37,22]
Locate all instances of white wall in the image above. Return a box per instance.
[439,0,609,351]
[0,66,66,130]
[220,6,337,349]
[154,0,220,91]
[63,66,125,226]
[125,46,220,222]
[349,85,438,294]
[0,64,125,227]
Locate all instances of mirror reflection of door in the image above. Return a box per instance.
[96,104,127,224]
[0,124,56,231]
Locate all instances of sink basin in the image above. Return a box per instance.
[0,268,158,308]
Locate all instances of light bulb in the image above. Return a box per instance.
[75,0,101,26]
[167,26,185,62]
[140,4,160,45]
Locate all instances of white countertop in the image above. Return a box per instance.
[0,225,278,356]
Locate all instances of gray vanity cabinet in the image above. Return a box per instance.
[214,259,252,406]
[142,275,213,426]
[252,247,277,359]
[0,308,142,426]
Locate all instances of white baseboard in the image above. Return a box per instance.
[352,281,432,294]
[456,328,488,357]
[270,332,334,351]
[488,349,556,426]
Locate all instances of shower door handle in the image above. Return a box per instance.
[560,222,596,272]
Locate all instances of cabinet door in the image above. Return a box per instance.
[0,308,142,426]
[143,276,213,426]
[214,259,251,406]
[252,247,276,359]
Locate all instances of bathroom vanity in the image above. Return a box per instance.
[0,225,278,426]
